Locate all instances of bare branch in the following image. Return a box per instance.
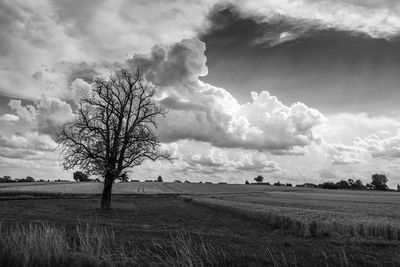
[56,68,172,180]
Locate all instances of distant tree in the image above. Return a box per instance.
[119,173,129,182]
[2,176,12,183]
[398,184,400,192]
[347,179,355,189]
[354,179,364,190]
[157,175,163,182]
[321,181,338,189]
[73,171,90,182]
[285,183,292,187]
[254,175,264,183]
[25,176,35,182]
[273,181,281,186]
[337,179,349,189]
[371,173,388,191]
[56,69,171,209]
[245,180,249,185]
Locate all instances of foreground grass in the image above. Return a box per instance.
[0,222,230,267]
[1,222,396,267]
[0,197,399,266]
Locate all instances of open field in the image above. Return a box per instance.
[2,183,400,239]
[1,182,400,266]
[0,197,400,266]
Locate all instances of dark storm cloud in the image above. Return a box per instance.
[200,3,400,115]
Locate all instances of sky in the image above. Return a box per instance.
[1,0,400,187]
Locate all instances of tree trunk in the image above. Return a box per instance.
[101,172,114,210]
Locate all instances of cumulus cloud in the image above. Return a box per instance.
[320,139,364,165]
[233,0,400,39]
[320,113,400,143]
[129,39,325,154]
[0,0,213,100]
[164,140,281,175]
[8,96,74,136]
[8,100,37,121]
[356,130,400,158]
[0,114,19,122]
[35,96,75,135]
[0,132,56,153]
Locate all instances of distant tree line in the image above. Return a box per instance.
[248,173,392,191]
[251,176,292,187]
[0,176,74,183]
[73,171,101,182]
[318,174,389,191]
[0,176,37,183]
[73,172,165,183]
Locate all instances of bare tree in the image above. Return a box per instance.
[56,68,171,209]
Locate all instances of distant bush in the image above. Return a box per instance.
[319,179,366,190]
[25,176,35,182]
[119,173,129,183]
[254,175,264,183]
[251,182,270,185]
[73,171,90,182]
[371,173,388,191]
[0,176,12,183]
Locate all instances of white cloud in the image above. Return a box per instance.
[0,132,56,153]
[130,39,325,154]
[233,0,400,39]
[8,100,37,121]
[0,0,213,100]
[8,96,74,136]
[160,140,281,181]
[356,130,400,158]
[320,140,364,165]
[315,112,400,147]
[0,114,19,122]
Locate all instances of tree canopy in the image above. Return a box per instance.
[254,175,264,183]
[371,173,388,191]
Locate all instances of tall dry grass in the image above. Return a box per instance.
[0,222,229,267]
[0,221,395,266]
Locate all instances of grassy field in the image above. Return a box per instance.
[1,183,400,266]
[2,182,400,239]
[0,196,399,266]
